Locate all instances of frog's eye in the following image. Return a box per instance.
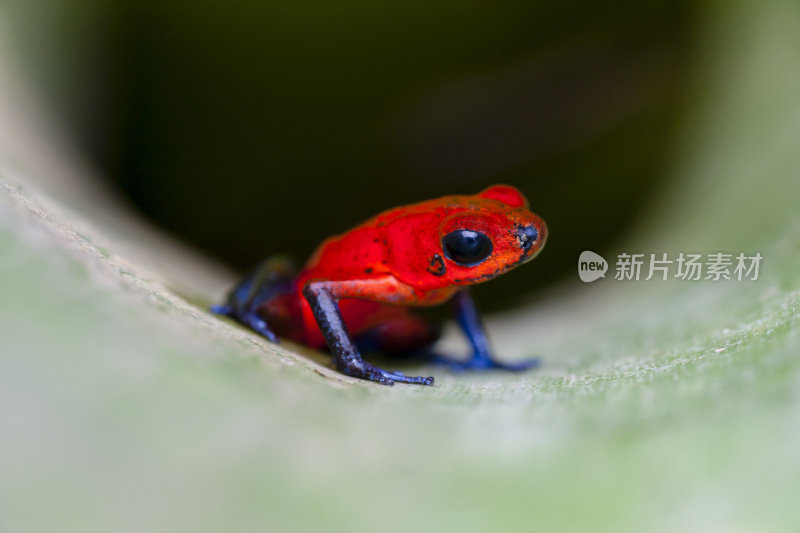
[442,230,493,266]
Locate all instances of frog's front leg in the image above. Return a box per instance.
[211,256,295,343]
[433,289,540,372]
[302,280,434,386]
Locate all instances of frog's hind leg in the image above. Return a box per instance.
[303,282,434,386]
[430,289,540,372]
[211,256,296,343]
[355,294,539,373]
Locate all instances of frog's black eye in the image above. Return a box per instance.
[442,230,493,266]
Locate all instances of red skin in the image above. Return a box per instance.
[262,185,547,350]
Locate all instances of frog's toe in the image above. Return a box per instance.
[367,372,396,386]
[432,354,540,373]
[258,329,280,344]
[340,360,433,386]
[374,366,434,385]
[244,316,280,343]
[341,363,395,386]
[210,304,234,316]
[386,371,435,385]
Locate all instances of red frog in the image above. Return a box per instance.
[212,184,547,386]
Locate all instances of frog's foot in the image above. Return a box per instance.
[303,280,435,386]
[431,354,540,373]
[242,313,280,343]
[337,359,434,386]
[210,304,233,316]
[210,304,280,343]
[212,257,296,343]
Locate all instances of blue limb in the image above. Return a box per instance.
[432,289,540,372]
[210,257,294,344]
[303,282,434,386]
[210,304,234,316]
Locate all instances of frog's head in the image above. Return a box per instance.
[433,185,547,285]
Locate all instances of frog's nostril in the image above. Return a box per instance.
[516,225,538,252]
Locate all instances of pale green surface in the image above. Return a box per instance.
[2,1,800,532]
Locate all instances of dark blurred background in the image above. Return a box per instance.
[6,0,695,308]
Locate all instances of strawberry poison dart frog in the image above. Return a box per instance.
[212,185,547,386]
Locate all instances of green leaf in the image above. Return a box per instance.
[2,1,800,532]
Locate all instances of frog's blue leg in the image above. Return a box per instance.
[210,256,295,344]
[432,289,540,372]
[209,304,234,315]
[303,281,434,386]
